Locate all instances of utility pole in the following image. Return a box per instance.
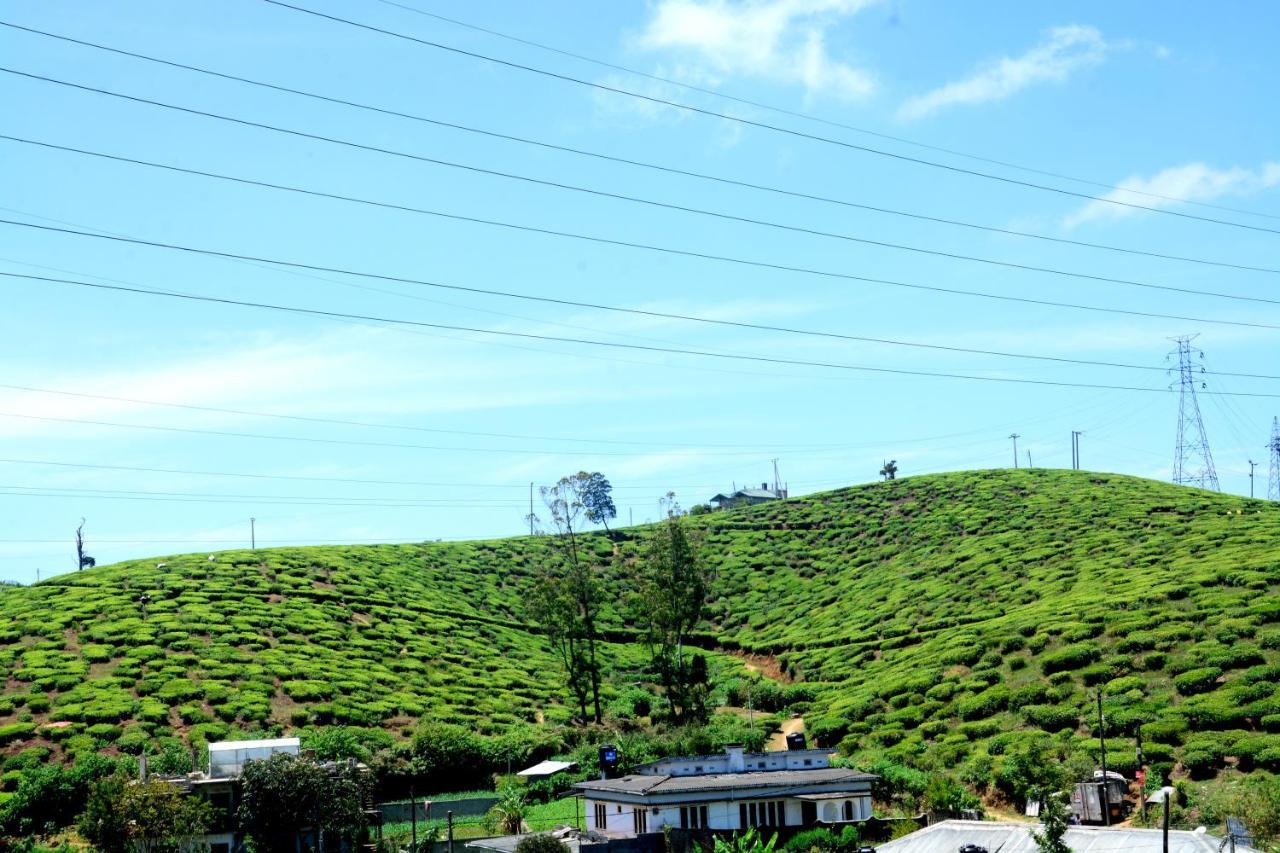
[1136,724,1147,823]
[529,483,534,536]
[250,518,256,550]
[1170,335,1219,491]
[1268,417,1280,501]
[1249,460,1258,499]
[1097,692,1110,826]
[1027,449,1033,469]
[1072,430,1083,470]
[771,458,782,494]
[1009,434,1021,469]
[629,508,633,527]
[410,784,417,852]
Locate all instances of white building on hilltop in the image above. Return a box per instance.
[574,745,876,837]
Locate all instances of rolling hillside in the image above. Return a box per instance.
[2,468,1279,786]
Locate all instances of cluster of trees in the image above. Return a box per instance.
[2,751,370,851]
[526,474,715,726]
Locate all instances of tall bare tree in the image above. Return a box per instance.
[526,474,605,723]
[75,518,95,570]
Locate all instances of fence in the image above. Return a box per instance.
[379,797,500,825]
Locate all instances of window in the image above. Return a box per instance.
[634,808,648,834]
[594,803,607,829]
[681,805,708,829]
[740,804,748,828]
[210,845,230,853]
[843,800,854,821]
[803,759,812,766]
[767,802,776,826]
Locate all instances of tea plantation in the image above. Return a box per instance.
[2,468,1278,789]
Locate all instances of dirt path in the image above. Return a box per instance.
[767,715,805,751]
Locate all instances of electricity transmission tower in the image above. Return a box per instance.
[1170,335,1219,491]
[1268,417,1280,501]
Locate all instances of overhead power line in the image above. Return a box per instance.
[5,218,1280,382]
[0,457,762,492]
[258,0,1280,236]
[5,82,1274,306]
[6,217,1280,339]
[9,268,1280,398]
[363,0,1280,223]
[0,485,529,508]
[0,383,879,451]
[2,23,1273,276]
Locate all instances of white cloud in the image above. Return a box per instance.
[1064,161,1280,227]
[635,0,878,101]
[898,25,1108,120]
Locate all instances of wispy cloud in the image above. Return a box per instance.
[1064,161,1280,227]
[634,0,878,102]
[898,25,1108,120]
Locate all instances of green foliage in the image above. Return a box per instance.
[78,777,212,853]
[237,752,368,852]
[1030,792,1071,853]
[713,827,779,853]
[782,825,860,853]
[1174,667,1223,695]
[514,835,571,853]
[486,783,529,835]
[2,468,1280,793]
[924,775,982,816]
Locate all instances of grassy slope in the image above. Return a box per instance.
[2,468,1278,781]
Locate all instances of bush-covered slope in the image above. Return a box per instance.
[2,468,1278,783]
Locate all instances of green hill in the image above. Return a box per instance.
[3,468,1279,789]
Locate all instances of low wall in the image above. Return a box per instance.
[380,796,500,824]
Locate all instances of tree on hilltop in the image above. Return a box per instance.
[879,460,898,481]
[579,471,617,535]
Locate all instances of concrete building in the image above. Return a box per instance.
[574,745,875,837]
[709,484,788,510]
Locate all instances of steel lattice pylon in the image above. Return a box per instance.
[1268,416,1280,501]
[1170,335,1219,491]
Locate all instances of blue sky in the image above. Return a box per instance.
[2,0,1279,582]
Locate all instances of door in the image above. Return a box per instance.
[800,801,817,826]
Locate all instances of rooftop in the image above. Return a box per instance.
[876,819,1255,853]
[575,767,874,796]
[207,737,301,752]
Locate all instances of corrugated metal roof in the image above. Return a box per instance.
[876,819,1251,853]
[518,760,577,777]
[576,767,873,796]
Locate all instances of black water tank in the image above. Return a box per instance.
[786,732,807,751]
[599,744,620,778]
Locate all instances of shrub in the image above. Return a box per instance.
[1041,643,1100,675]
[956,685,1010,721]
[515,836,570,853]
[1023,704,1078,732]
[1174,667,1222,696]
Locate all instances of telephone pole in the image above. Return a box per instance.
[1249,460,1258,499]
[1071,430,1083,470]
[1009,434,1020,469]
[1268,417,1280,501]
[250,518,256,550]
[1170,335,1219,491]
